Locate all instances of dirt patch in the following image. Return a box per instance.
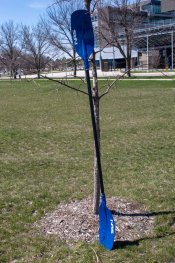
[34,196,155,244]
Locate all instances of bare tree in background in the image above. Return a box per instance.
[46,0,84,77]
[99,0,143,76]
[22,21,50,78]
[0,21,21,78]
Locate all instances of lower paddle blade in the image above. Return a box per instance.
[99,194,115,250]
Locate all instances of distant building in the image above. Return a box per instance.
[135,0,175,69]
[161,0,175,13]
[95,46,138,71]
[140,0,161,15]
[92,5,141,70]
[92,0,175,70]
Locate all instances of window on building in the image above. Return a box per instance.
[92,15,98,22]
[142,3,161,14]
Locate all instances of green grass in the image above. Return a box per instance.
[97,75,175,79]
[0,79,175,262]
[129,76,175,79]
[130,69,175,73]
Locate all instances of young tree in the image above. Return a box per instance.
[22,21,50,78]
[82,0,140,213]
[44,0,102,214]
[44,0,126,214]
[0,21,21,78]
[46,0,84,77]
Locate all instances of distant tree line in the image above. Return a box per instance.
[0,0,144,79]
[0,0,86,78]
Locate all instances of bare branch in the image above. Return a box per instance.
[40,75,88,96]
[99,70,128,99]
[99,62,175,100]
[21,21,50,78]
[46,0,84,77]
[98,0,144,76]
[0,21,22,78]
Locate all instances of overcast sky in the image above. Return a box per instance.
[0,0,51,26]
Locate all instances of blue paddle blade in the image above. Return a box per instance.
[99,194,115,250]
[71,10,94,69]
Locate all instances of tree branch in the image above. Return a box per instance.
[40,75,88,95]
[99,62,175,100]
[99,68,135,100]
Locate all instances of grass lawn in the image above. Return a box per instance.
[0,79,175,262]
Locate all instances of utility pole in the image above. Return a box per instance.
[98,0,103,71]
[171,31,174,70]
[113,46,115,70]
[147,35,149,72]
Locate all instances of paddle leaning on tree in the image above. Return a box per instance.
[71,9,115,250]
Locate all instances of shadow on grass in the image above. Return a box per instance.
[111,210,175,250]
[113,232,175,250]
[111,210,175,217]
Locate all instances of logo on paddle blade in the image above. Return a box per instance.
[72,30,78,45]
[110,219,114,234]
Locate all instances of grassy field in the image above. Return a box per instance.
[0,79,175,262]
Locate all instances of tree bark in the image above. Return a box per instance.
[84,0,101,215]
[126,56,131,77]
[73,50,77,77]
[126,40,132,77]
[37,68,41,79]
[92,51,101,214]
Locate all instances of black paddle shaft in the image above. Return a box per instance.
[85,69,105,195]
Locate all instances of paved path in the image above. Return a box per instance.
[40,70,175,78]
[0,69,175,80]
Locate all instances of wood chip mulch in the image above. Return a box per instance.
[34,196,155,244]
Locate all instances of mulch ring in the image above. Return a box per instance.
[34,196,155,244]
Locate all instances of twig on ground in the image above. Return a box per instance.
[90,246,101,263]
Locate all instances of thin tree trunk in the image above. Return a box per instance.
[126,57,131,77]
[126,42,131,77]
[37,69,41,79]
[92,51,101,215]
[73,52,77,77]
[93,98,101,214]
[85,0,100,215]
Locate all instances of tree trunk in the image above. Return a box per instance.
[84,0,101,215]
[37,66,41,78]
[93,97,101,214]
[126,42,131,77]
[126,57,131,77]
[92,51,101,215]
[73,52,77,77]
[73,63,77,77]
